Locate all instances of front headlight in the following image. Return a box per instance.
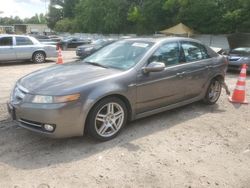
[32,94,80,104]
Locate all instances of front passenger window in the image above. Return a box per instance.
[149,42,180,66]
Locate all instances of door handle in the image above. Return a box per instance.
[206,65,213,69]
[176,72,185,77]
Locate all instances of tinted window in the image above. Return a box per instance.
[0,37,13,46]
[16,37,33,46]
[181,42,209,62]
[231,47,250,55]
[149,42,180,66]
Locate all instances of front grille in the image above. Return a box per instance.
[229,58,241,62]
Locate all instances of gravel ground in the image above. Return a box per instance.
[0,51,249,188]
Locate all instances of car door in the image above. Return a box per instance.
[136,41,190,114]
[179,41,212,99]
[0,36,16,61]
[14,36,35,60]
[69,38,81,48]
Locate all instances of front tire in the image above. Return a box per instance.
[33,52,46,64]
[86,97,127,141]
[203,79,222,105]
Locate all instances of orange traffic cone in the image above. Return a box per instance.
[57,47,63,64]
[229,64,248,104]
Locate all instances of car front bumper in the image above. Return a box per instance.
[228,61,250,71]
[76,50,91,58]
[7,101,85,138]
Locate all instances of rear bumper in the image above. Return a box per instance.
[7,101,85,138]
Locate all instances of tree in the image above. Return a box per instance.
[47,0,64,29]
[45,0,250,34]
[75,0,131,33]
[24,14,46,24]
[63,0,80,18]
[54,18,76,32]
[128,0,167,34]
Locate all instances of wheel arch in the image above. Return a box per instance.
[213,74,224,82]
[84,94,133,134]
[206,73,225,88]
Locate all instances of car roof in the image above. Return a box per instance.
[0,34,32,38]
[124,37,203,44]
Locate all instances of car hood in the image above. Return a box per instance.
[19,62,121,95]
[77,44,95,49]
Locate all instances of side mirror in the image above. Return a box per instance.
[142,62,165,73]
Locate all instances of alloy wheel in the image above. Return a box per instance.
[95,102,125,138]
[208,80,221,103]
[34,53,45,63]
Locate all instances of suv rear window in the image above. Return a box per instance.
[0,37,13,46]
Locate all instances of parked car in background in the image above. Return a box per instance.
[7,37,227,141]
[48,35,62,42]
[0,34,57,64]
[31,34,58,46]
[76,39,117,58]
[228,47,250,71]
[58,37,91,50]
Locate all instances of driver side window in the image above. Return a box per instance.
[149,42,180,66]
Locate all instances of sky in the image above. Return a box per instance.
[0,0,48,19]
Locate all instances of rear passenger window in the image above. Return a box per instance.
[16,37,33,46]
[0,37,13,46]
[149,42,180,66]
[181,42,210,62]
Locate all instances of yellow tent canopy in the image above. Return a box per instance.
[160,23,194,36]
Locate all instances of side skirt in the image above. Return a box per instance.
[135,95,203,120]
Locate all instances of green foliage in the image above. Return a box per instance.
[24,14,47,24]
[2,0,250,34]
[54,18,76,33]
[0,14,46,25]
[47,0,64,29]
[75,0,131,33]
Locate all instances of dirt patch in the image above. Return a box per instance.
[0,54,249,187]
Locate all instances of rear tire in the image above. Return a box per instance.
[86,97,127,141]
[33,52,46,64]
[203,79,222,105]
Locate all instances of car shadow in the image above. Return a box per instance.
[0,102,225,170]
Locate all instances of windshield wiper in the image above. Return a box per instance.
[84,61,108,69]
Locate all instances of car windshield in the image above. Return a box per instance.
[231,47,250,55]
[83,40,154,70]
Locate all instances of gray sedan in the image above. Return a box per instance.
[7,37,227,141]
[228,47,250,71]
[0,34,57,64]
